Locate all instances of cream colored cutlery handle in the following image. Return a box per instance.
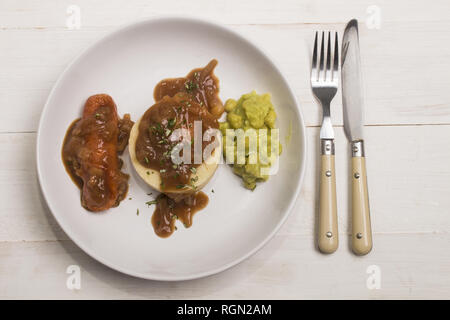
[318,139,338,253]
[351,140,372,255]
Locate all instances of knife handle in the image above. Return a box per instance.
[318,139,338,253]
[351,140,373,255]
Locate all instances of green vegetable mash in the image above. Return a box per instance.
[219,91,281,190]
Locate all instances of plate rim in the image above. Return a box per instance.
[36,15,308,281]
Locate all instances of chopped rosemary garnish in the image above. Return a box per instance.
[144,157,149,164]
[168,118,176,128]
[189,177,198,190]
[145,200,158,206]
[136,209,139,215]
[184,80,198,92]
[176,184,185,189]
[190,167,197,174]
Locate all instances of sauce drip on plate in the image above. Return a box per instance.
[151,191,209,238]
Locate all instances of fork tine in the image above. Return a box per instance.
[326,31,332,81]
[333,32,339,82]
[319,31,325,80]
[311,31,318,81]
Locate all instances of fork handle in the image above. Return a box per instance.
[351,140,372,255]
[318,139,338,253]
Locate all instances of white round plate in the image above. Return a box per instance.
[37,17,306,281]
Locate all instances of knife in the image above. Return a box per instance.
[341,19,373,255]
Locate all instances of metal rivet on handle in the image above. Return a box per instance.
[325,170,332,177]
[353,145,359,153]
[354,172,360,179]
[326,232,333,238]
[356,233,363,239]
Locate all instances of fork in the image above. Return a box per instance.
[311,31,339,253]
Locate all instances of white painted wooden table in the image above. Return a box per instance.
[1,0,450,299]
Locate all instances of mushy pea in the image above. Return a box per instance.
[219,91,282,190]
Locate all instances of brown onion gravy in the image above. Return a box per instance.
[151,191,209,238]
[139,60,223,237]
[62,94,133,212]
[154,59,224,119]
[135,93,218,191]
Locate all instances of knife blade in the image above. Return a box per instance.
[341,19,373,255]
[341,19,364,141]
